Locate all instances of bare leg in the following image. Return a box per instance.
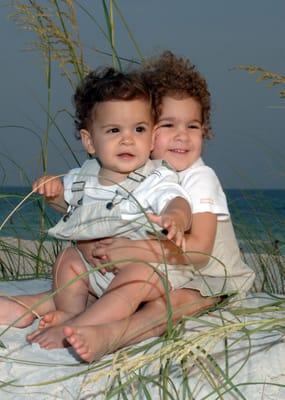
[73,262,166,324]
[0,291,55,328]
[0,246,92,330]
[65,289,219,362]
[37,247,91,330]
[27,262,166,348]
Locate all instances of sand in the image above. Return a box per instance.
[0,237,285,398]
[0,237,66,278]
[0,279,285,399]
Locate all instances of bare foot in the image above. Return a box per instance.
[0,291,55,328]
[26,325,68,349]
[39,310,75,329]
[64,325,111,362]
[0,296,38,328]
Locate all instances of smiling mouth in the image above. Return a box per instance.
[169,149,189,154]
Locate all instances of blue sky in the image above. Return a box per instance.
[1,1,285,188]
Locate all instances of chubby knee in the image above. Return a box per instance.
[53,246,86,275]
[56,246,78,261]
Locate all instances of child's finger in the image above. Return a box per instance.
[175,231,184,248]
[98,237,113,245]
[32,182,37,192]
[93,246,106,258]
[33,180,44,194]
[98,255,109,274]
[147,213,162,226]
[166,222,177,241]
[182,237,186,252]
[47,182,62,198]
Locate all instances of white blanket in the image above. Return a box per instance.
[0,280,284,399]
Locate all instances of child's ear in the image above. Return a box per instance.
[151,125,159,151]
[80,129,96,155]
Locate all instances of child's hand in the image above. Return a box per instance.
[77,239,109,274]
[77,238,122,275]
[147,213,186,250]
[94,238,133,262]
[91,238,135,273]
[32,175,63,200]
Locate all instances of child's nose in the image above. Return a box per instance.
[120,130,134,144]
[174,126,188,141]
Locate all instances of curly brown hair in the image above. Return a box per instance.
[142,51,212,139]
[73,67,153,139]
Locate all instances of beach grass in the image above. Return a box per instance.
[0,1,285,398]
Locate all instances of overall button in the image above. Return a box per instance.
[63,214,70,222]
[106,202,113,210]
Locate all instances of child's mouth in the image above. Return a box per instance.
[117,153,135,159]
[169,149,189,154]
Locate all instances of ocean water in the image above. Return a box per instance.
[0,186,284,253]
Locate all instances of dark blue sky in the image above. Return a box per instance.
[1,1,285,188]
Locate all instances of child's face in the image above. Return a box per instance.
[80,99,154,184]
[151,96,204,171]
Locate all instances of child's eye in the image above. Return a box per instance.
[188,124,200,130]
[135,126,146,133]
[107,127,120,134]
[160,123,173,128]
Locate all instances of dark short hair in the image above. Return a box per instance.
[142,51,212,139]
[73,67,152,138]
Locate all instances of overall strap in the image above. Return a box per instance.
[115,159,171,193]
[104,159,173,210]
[68,158,100,207]
[68,158,171,210]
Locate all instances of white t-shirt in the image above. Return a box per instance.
[179,158,229,220]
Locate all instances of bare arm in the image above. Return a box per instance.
[92,212,217,270]
[148,196,192,248]
[32,175,68,214]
